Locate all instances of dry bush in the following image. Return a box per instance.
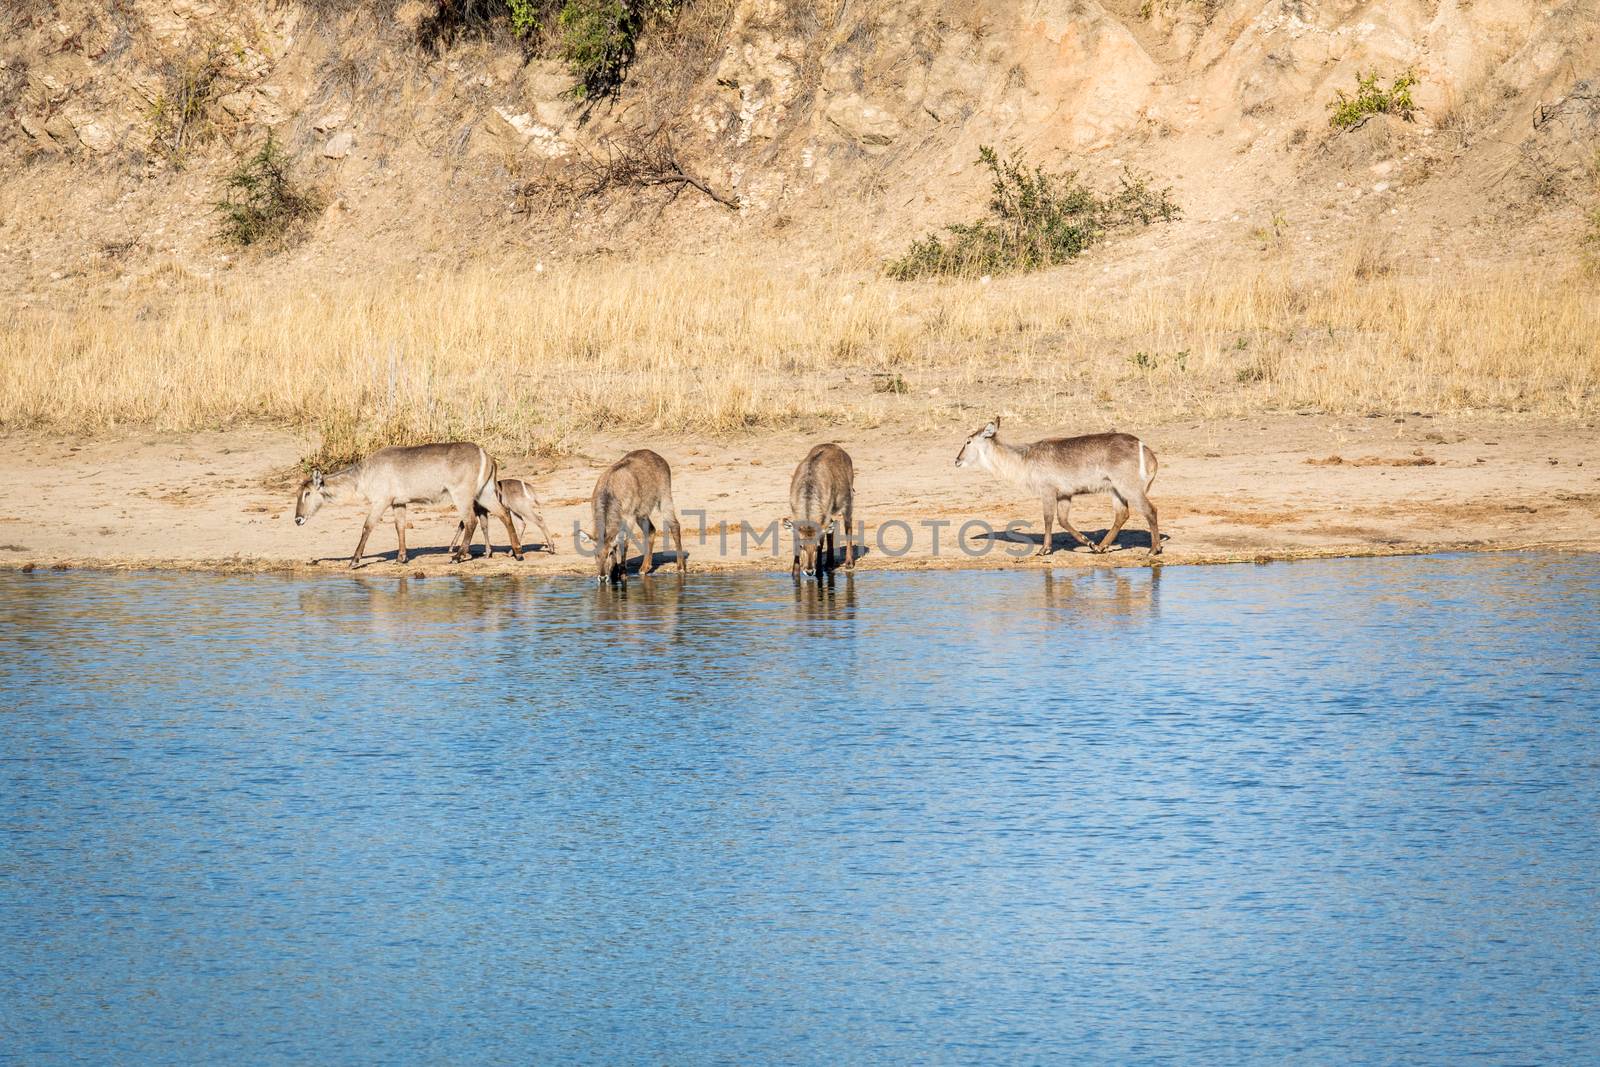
[530,128,738,209]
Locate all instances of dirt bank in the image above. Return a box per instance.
[2,415,1597,578]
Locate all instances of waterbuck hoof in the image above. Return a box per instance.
[512,551,525,561]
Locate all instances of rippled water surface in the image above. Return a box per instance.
[2,554,1598,1064]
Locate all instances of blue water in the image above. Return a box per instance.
[1,553,1598,1065]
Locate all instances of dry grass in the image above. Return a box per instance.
[2,253,1596,464]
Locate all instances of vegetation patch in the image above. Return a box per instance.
[147,52,226,165]
[426,0,683,97]
[887,147,1179,280]
[1328,69,1419,130]
[214,133,324,247]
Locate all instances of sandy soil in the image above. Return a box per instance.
[2,415,1597,578]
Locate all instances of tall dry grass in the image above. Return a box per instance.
[2,254,1595,463]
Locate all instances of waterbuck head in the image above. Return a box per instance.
[294,469,326,526]
[575,528,618,583]
[782,517,826,577]
[955,416,1000,469]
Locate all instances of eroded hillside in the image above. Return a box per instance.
[3,0,1598,294]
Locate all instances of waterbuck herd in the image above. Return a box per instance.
[292,417,1162,580]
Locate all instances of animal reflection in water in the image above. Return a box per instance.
[590,571,686,645]
[1040,568,1160,618]
[793,571,857,621]
[294,575,537,637]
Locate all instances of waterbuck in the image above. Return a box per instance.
[449,478,557,558]
[954,416,1160,556]
[575,449,686,582]
[782,443,856,577]
[293,442,523,567]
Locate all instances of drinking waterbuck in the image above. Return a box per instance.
[449,478,557,558]
[293,442,524,567]
[782,443,856,577]
[575,449,686,582]
[954,417,1161,556]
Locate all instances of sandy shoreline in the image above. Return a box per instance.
[3,414,1597,579]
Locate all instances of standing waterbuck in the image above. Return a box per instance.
[955,417,1161,556]
[575,449,686,582]
[293,442,523,567]
[782,443,856,577]
[449,478,557,558]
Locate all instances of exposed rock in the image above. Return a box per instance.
[19,114,60,150]
[491,107,569,158]
[44,111,79,146]
[73,118,115,153]
[218,91,255,119]
[824,95,903,149]
[312,112,347,132]
[322,131,356,159]
[218,87,288,126]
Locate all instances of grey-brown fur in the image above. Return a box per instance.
[783,443,856,577]
[955,416,1161,556]
[449,478,557,557]
[577,449,686,582]
[293,442,523,567]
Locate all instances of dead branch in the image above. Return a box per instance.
[572,128,739,211]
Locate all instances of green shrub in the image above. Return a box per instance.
[214,133,323,247]
[493,0,681,97]
[506,0,544,36]
[1328,69,1419,130]
[887,146,1179,280]
[558,0,637,97]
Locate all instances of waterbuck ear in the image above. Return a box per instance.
[781,518,793,531]
[311,469,324,489]
[982,419,998,438]
[576,530,595,548]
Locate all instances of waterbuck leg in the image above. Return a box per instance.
[477,504,494,559]
[842,505,856,569]
[1056,498,1095,550]
[668,516,686,573]
[1037,495,1056,555]
[392,503,409,565]
[1096,494,1131,554]
[1128,487,1161,556]
[352,503,385,568]
[528,510,556,554]
[823,520,835,573]
[640,517,658,576]
[493,502,523,561]
[455,508,477,563]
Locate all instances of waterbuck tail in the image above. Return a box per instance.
[1137,439,1157,491]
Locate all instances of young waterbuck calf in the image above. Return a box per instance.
[575,449,686,582]
[294,442,523,567]
[955,416,1160,556]
[782,443,856,577]
[449,478,557,558]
